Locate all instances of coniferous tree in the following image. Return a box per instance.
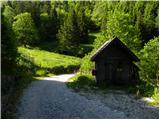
[39,6,58,42]
[57,8,81,54]
[142,1,159,43]
[76,3,88,43]
[132,1,158,45]
[39,12,50,41]
[69,9,81,46]
[49,7,59,40]
[31,1,41,28]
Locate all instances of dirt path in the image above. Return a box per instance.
[17,74,158,119]
[17,74,125,119]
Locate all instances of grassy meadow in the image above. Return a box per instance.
[18,47,82,76]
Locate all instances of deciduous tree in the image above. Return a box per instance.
[12,12,38,46]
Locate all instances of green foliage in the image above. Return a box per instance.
[138,37,159,87]
[67,74,95,90]
[79,53,94,75]
[75,2,89,43]
[93,1,158,46]
[2,6,18,74]
[92,1,108,27]
[39,12,50,41]
[3,5,15,25]
[80,44,94,55]
[138,80,155,97]
[103,10,141,52]
[79,34,106,75]
[39,8,58,42]
[151,87,159,106]
[18,47,81,75]
[143,2,158,34]
[57,8,81,55]
[133,1,159,45]
[35,69,46,76]
[12,12,38,46]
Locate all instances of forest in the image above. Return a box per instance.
[1,1,159,118]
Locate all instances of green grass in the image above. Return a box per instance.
[150,88,159,106]
[66,74,96,91]
[85,32,101,44]
[89,32,101,37]
[18,47,81,75]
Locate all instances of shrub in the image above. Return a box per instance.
[138,80,155,97]
[67,74,96,90]
[79,34,106,75]
[151,87,159,105]
[138,37,159,87]
[35,69,46,76]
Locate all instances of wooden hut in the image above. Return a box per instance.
[91,37,140,85]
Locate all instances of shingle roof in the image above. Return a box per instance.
[90,37,140,62]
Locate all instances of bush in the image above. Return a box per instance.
[67,74,96,90]
[79,34,106,75]
[35,69,46,76]
[138,80,155,97]
[138,37,159,87]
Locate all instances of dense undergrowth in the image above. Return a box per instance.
[1,68,36,118]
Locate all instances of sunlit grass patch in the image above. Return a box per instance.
[33,76,44,80]
[66,74,96,91]
[35,69,46,76]
[18,47,81,75]
[47,73,55,77]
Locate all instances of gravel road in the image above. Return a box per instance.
[18,74,158,119]
[78,90,159,119]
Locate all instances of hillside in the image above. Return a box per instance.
[18,47,81,75]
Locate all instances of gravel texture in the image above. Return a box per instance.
[18,74,159,119]
[78,89,159,119]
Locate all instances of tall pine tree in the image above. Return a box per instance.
[57,8,80,55]
[75,2,88,43]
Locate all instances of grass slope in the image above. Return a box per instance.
[18,47,81,75]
